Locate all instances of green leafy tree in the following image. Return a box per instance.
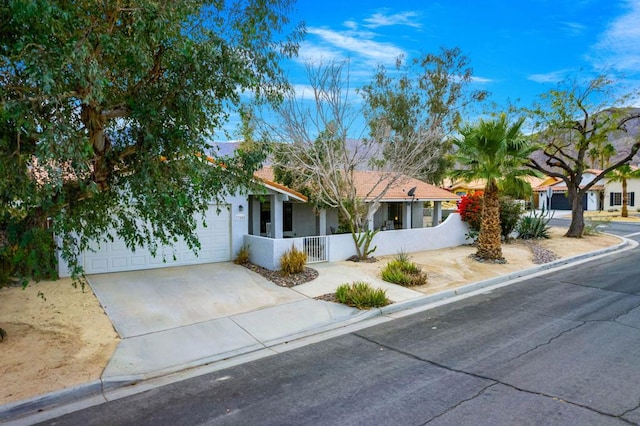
[0,0,303,281]
[359,47,488,185]
[526,75,640,237]
[605,164,640,217]
[451,114,539,261]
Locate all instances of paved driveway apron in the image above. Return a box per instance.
[88,262,305,338]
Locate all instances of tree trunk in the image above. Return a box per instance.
[350,231,362,259]
[565,187,584,237]
[622,178,628,218]
[476,179,503,261]
[82,105,111,191]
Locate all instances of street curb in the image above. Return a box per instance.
[1,235,634,424]
[0,380,104,425]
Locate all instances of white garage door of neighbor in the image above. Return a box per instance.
[83,205,231,274]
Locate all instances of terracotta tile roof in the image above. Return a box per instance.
[252,167,307,202]
[447,176,548,192]
[255,166,458,202]
[254,167,275,181]
[352,171,459,201]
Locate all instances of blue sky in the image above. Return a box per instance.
[287,0,640,103]
[224,0,640,140]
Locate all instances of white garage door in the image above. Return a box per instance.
[83,205,231,274]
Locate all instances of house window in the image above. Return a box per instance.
[610,192,635,206]
[260,201,270,234]
[283,203,293,232]
[387,203,403,229]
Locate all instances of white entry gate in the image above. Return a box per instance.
[303,236,327,263]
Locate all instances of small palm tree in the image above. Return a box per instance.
[451,114,540,261]
[605,164,640,217]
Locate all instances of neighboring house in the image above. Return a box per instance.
[444,176,547,209]
[445,178,486,197]
[535,169,604,211]
[601,166,640,212]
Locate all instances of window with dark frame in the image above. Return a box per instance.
[610,192,635,206]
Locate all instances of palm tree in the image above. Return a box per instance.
[451,114,540,261]
[605,164,640,217]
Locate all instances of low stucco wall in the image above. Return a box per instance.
[244,235,303,271]
[330,213,471,260]
[248,213,471,271]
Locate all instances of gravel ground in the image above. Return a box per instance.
[241,263,319,287]
[521,240,560,264]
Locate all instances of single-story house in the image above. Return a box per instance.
[252,167,460,237]
[535,169,604,211]
[60,165,468,276]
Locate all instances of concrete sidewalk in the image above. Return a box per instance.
[1,237,635,425]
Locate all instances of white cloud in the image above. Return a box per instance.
[296,42,347,62]
[306,27,405,64]
[471,76,493,84]
[559,21,586,36]
[362,10,421,29]
[591,0,640,72]
[343,20,358,30]
[527,69,571,83]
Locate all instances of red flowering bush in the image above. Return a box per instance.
[458,192,524,241]
[458,193,483,232]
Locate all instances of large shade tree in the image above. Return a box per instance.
[0,0,303,280]
[526,75,640,237]
[451,114,540,261]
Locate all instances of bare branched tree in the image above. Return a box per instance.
[525,75,640,237]
[262,53,479,258]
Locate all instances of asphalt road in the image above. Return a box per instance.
[41,233,640,425]
[548,216,640,237]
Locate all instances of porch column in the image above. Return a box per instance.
[270,194,285,239]
[431,201,442,226]
[317,208,327,236]
[250,197,261,236]
[403,202,412,229]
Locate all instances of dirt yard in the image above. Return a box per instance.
[353,227,622,297]
[0,227,623,405]
[0,279,119,405]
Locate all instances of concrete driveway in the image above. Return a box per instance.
[88,262,306,338]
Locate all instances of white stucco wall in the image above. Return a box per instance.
[244,234,303,271]
[603,178,640,211]
[291,204,317,237]
[59,193,249,277]
[327,213,470,261]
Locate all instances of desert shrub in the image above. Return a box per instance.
[234,244,250,265]
[381,253,427,287]
[499,197,524,241]
[583,217,611,236]
[335,281,389,309]
[280,245,307,276]
[517,209,552,239]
